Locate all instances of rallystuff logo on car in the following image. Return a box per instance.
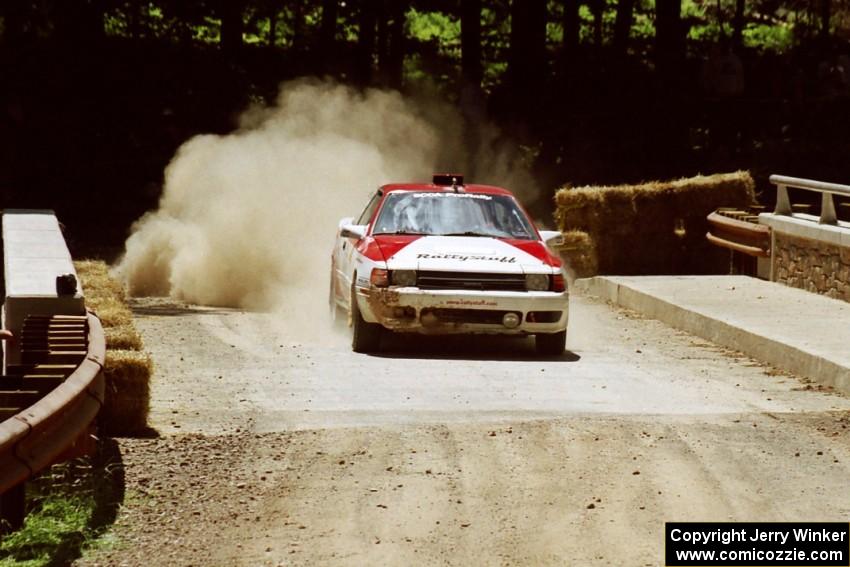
[330,174,569,355]
[386,236,547,269]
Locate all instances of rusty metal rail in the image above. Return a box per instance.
[706,210,771,258]
[0,311,105,528]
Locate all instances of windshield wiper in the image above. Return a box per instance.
[377,230,429,235]
[440,231,500,238]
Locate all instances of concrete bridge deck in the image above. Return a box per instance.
[576,275,850,394]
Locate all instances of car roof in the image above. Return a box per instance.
[379,183,515,197]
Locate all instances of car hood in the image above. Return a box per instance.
[375,235,557,273]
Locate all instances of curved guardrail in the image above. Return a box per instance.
[0,311,105,527]
[706,211,771,257]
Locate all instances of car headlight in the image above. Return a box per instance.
[391,269,417,287]
[525,273,550,291]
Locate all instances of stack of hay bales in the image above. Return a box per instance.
[555,230,598,281]
[554,171,756,276]
[75,260,151,435]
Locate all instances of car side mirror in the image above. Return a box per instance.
[539,230,564,247]
[340,224,367,240]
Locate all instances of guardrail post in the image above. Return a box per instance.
[774,184,792,215]
[0,483,25,533]
[820,192,838,225]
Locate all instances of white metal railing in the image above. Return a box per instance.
[769,175,850,225]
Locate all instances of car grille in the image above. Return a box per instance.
[416,270,526,292]
[422,308,517,325]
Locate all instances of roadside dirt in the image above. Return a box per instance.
[76,295,850,566]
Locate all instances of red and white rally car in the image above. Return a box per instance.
[330,175,569,354]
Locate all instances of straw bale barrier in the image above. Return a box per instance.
[555,230,598,280]
[75,260,126,302]
[75,260,151,435]
[100,350,152,435]
[554,171,755,276]
[104,323,144,351]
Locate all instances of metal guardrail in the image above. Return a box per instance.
[770,175,850,225]
[0,311,105,529]
[706,211,771,258]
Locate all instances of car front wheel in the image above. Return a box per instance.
[351,292,382,353]
[535,329,566,356]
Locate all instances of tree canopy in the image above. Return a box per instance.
[1,0,850,250]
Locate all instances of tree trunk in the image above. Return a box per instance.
[385,0,407,87]
[2,0,28,45]
[613,0,636,54]
[129,0,141,41]
[655,0,682,64]
[377,1,389,72]
[53,0,105,44]
[320,0,338,53]
[591,0,604,47]
[732,0,745,49]
[357,0,378,83]
[221,0,244,55]
[820,0,831,42]
[561,0,580,82]
[292,1,305,50]
[461,0,482,87]
[510,0,546,92]
[269,7,277,47]
[562,0,579,55]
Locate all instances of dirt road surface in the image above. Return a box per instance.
[78,294,850,566]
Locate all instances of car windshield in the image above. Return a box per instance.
[371,192,537,240]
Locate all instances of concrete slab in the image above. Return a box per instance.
[575,275,850,394]
[2,210,85,367]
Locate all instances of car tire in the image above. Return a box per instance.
[535,329,566,356]
[351,291,382,353]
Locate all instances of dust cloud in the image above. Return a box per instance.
[116,79,537,338]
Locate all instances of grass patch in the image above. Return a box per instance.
[0,443,124,567]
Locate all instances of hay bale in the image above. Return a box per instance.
[554,171,755,275]
[75,260,134,327]
[105,323,144,351]
[556,230,598,280]
[100,350,152,435]
[75,259,152,436]
[85,296,133,328]
[74,260,126,303]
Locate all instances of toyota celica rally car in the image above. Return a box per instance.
[330,174,569,354]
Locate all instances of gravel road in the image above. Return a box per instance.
[77,293,850,566]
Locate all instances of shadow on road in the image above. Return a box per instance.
[370,333,581,362]
[129,298,241,318]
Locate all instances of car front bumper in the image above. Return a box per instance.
[355,286,569,334]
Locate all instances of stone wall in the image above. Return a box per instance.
[768,224,850,302]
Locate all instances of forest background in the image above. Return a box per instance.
[1,0,849,254]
